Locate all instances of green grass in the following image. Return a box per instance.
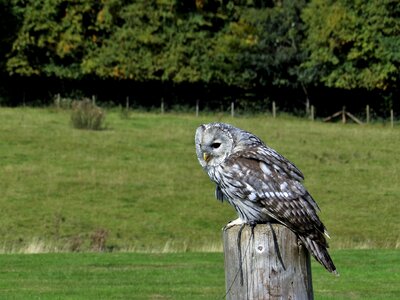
[311,249,400,299]
[0,250,398,299]
[0,252,223,299]
[0,107,399,252]
[0,108,399,298]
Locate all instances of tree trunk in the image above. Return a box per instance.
[223,223,313,300]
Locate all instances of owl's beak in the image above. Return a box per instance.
[203,152,211,162]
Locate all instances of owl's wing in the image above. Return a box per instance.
[238,145,305,182]
[220,145,326,239]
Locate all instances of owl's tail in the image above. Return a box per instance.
[299,235,339,276]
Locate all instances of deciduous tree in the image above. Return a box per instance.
[300,0,400,91]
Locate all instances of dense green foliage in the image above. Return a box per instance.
[0,108,398,252]
[301,0,400,92]
[1,0,399,109]
[0,250,399,299]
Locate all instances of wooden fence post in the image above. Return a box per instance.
[56,93,61,108]
[223,223,313,300]
[272,102,276,118]
[342,106,346,124]
[390,109,394,128]
[310,105,315,121]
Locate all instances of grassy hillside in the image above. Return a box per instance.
[0,107,398,252]
[0,250,398,299]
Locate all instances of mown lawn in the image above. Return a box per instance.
[0,250,398,299]
[0,107,399,251]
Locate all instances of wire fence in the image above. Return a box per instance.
[54,94,398,128]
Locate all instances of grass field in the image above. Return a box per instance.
[0,250,398,299]
[1,107,399,298]
[0,107,399,252]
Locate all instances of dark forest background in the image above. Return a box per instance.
[1,0,399,117]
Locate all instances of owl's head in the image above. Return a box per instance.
[195,123,235,168]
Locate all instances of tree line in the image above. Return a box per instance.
[1,0,399,115]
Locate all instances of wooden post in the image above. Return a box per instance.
[161,98,164,114]
[56,93,61,108]
[126,96,130,110]
[390,109,394,128]
[231,102,235,118]
[342,106,346,124]
[223,224,313,300]
[366,105,370,124]
[196,99,199,117]
[310,105,314,121]
[92,95,96,105]
[272,102,276,118]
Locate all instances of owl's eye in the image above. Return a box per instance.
[211,142,221,149]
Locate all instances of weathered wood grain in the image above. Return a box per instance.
[223,223,313,300]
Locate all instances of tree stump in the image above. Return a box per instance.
[223,223,313,300]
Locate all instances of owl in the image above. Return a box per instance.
[195,122,337,274]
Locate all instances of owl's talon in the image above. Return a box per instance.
[222,218,245,231]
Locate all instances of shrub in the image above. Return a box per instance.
[68,235,83,252]
[71,99,106,130]
[90,229,108,252]
[53,95,73,109]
